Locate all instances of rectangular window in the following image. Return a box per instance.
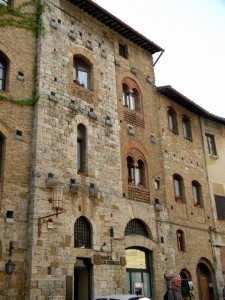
[119,43,128,58]
[192,185,199,205]
[215,195,225,220]
[206,133,217,155]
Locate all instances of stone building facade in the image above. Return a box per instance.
[1,0,225,300]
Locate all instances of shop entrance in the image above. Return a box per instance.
[74,258,92,300]
[125,248,152,298]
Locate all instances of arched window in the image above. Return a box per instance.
[127,156,145,187]
[125,219,149,238]
[168,107,178,134]
[192,180,202,207]
[173,174,185,202]
[182,115,192,140]
[0,52,8,91]
[74,216,91,248]
[176,229,186,251]
[73,57,90,89]
[77,124,86,174]
[122,82,140,111]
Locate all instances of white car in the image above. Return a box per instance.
[95,295,151,300]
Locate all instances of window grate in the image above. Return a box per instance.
[125,219,148,237]
[74,217,91,248]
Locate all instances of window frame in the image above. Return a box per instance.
[0,53,8,91]
[119,43,128,58]
[205,133,217,156]
[215,195,225,220]
[176,230,186,251]
[182,115,192,141]
[192,180,202,207]
[74,216,91,248]
[173,174,184,203]
[73,57,90,89]
[127,156,145,187]
[168,107,178,134]
[122,83,141,112]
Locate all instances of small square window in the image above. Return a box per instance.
[119,43,128,58]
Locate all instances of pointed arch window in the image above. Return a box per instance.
[125,219,149,238]
[0,53,8,91]
[182,115,192,140]
[73,57,90,89]
[192,180,202,207]
[176,230,186,251]
[74,216,91,248]
[77,124,86,174]
[168,107,178,134]
[173,174,184,202]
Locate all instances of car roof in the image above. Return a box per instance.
[95,295,150,300]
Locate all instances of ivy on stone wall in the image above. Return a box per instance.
[0,1,49,106]
[0,0,48,34]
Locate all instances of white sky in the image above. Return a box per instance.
[93,0,225,118]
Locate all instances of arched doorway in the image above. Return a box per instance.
[197,260,215,300]
[180,269,193,300]
[125,248,152,298]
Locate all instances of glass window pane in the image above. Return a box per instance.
[78,70,88,88]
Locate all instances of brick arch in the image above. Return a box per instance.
[122,77,142,96]
[122,139,149,162]
[121,73,144,96]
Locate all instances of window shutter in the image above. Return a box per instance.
[215,195,225,220]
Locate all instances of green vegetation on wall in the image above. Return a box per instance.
[0,0,49,106]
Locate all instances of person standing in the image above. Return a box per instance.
[167,276,182,300]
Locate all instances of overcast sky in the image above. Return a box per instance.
[93,0,225,118]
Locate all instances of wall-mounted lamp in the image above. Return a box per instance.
[52,185,63,212]
[5,260,15,274]
[38,185,64,237]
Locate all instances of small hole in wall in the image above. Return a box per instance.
[120,120,122,123]
[54,77,57,81]
[18,71,24,77]
[79,32,82,37]
[70,179,76,184]
[160,237,164,243]
[171,205,173,209]
[58,19,61,24]
[78,205,81,211]
[123,193,125,198]
[16,130,22,136]
[71,21,75,25]
[191,212,193,215]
